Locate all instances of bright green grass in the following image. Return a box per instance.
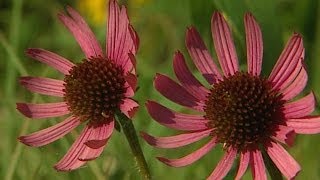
[1,0,320,179]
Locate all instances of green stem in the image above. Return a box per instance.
[116,112,151,180]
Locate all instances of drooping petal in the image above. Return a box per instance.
[266,141,301,179]
[124,72,137,94]
[16,102,69,119]
[211,12,239,76]
[185,26,222,84]
[107,0,120,60]
[26,48,74,75]
[157,137,217,167]
[54,126,92,171]
[283,92,315,119]
[79,121,114,161]
[281,67,307,100]
[66,6,103,58]
[20,76,65,97]
[154,73,204,111]
[250,150,267,180]
[272,125,296,146]
[207,148,237,180]
[18,116,80,147]
[286,116,320,134]
[141,129,211,149]
[173,51,210,101]
[235,151,250,180]
[120,98,139,118]
[244,13,263,76]
[269,34,303,86]
[146,101,209,131]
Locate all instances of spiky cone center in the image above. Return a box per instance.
[63,57,126,126]
[204,72,285,150]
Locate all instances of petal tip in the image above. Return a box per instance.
[16,103,32,118]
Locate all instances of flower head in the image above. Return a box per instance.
[17,0,139,171]
[142,12,320,179]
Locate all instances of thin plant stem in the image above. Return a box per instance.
[116,112,151,180]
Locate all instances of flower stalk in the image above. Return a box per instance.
[116,111,151,180]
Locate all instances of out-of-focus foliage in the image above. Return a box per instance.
[1,0,320,179]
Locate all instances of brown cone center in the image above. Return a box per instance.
[63,57,126,126]
[204,72,284,150]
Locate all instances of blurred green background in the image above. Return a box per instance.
[1,0,320,179]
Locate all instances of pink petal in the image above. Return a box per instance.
[129,25,140,52]
[283,92,315,119]
[244,13,263,76]
[207,148,237,179]
[211,12,239,76]
[154,73,204,111]
[281,66,307,100]
[173,51,210,101]
[107,0,136,73]
[286,116,320,134]
[235,151,250,180]
[58,12,102,59]
[18,116,80,147]
[54,126,92,171]
[66,6,103,58]
[124,72,137,96]
[250,150,267,180]
[16,102,69,119]
[157,137,217,167]
[185,27,222,84]
[266,141,301,179]
[272,125,296,146]
[269,34,304,87]
[146,101,209,131]
[141,129,212,149]
[79,121,114,161]
[120,98,139,118]
[124,81,134,98]
[26,48,74,75]
[20,76,65,97]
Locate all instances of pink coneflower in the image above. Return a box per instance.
[17,0,139,171]
[142,12,320,179]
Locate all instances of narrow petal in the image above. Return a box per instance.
[211,12,239,76]
[207,148,237,180]
[185,27,222,84]
[20,76,65,97]
[173,51,210,101]
[283,92,315,119]
[286,116,320,134]
[18,116,80,147]
[244,13,263,76]
[120,98,139,118]
[124,72,137,97]
[16,102,69,119]
[235,151,250,180]
[272,125,296,146]
[79,121,114,161]
[107,0,136,73]
[269,34,303,86]
[266,141,301,179]
[250,150,267,180]
[58,12,103,59]
[66,6,103,58]
[154,73,204,111]
[54,126,92,171]
[107,0,120,60]
[141,129,212,149]
[26,48,74,75]
[146,101,209,131]
[281,67,307,100]
[157,137,217,167]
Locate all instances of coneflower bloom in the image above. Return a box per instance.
[17,0,139,171]
[142,12,320,179]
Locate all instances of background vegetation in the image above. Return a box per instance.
[1,0,320,179]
